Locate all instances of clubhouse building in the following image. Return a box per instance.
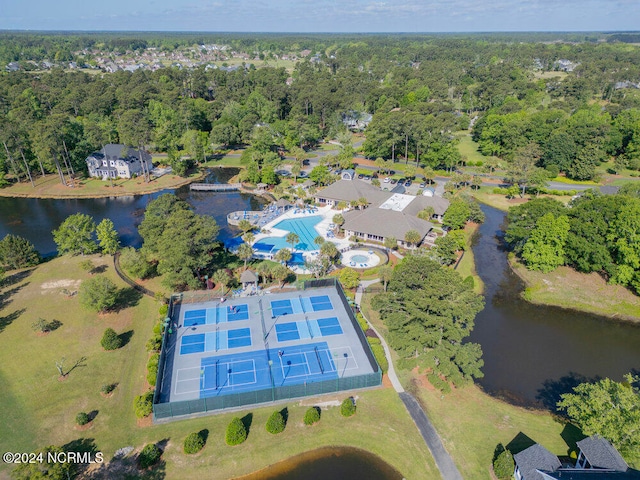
[314,178,449,248]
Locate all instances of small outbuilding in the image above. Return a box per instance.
[240,269,258,289]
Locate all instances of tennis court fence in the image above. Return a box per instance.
[153,370,382,420]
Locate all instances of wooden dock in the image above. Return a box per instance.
[190,183,241,191]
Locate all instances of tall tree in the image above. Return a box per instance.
[507,143,543,197]
[52,213,97,256]
[0,234,40,270]
[96,218,120,255]
[521,213,570,273]
[372,256,485,385]
[558,374,640,459]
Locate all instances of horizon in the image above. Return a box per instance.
[3,0,639,33]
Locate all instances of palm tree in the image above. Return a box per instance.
[358,197,368,210]
[286,232,299,251]
[255,261,273,285]
[383,236,397,252]
[378,265,393,292]
[404,230,422,249]
[272,263,290,288]
[336,201,348,211]
[274,248,292,266]
[417,207,435,221]
[242,232,255,245]
[237,243,254,270]
[213,269,232,296]
[314,236,325,248]
[237,219,254,234]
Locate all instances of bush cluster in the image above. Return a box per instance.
[367,338,388,373]
[101,328,123,350]
[146,322,163,352]
[147,353,160,386]
[139,444,162,469]
[356,312,368,332]
[303,407,321,426]
[493,445,515,479]
[101,383,116,395]
[265,411,286,434]
[225,417,247,446]
[340,397,356,417]
[427,373,452,393]
[75,412,90,426]
[183,432,206,454]
[133,391,154,419]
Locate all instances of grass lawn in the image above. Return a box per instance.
[0,256,439,479]
[455,133,501,166]
[455,224,484,294]
[510,258,640,322]
[0,172,200,199]
[360,291,586,479]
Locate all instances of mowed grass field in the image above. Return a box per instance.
[0,172,200,199]
[0,255,439,479]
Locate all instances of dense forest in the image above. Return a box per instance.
[1,32,640,186]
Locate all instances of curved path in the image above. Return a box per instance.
[356,279,463,480]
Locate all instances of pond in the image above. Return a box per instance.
[0,168,267,257]
[235,446,403,480]
[468,204,640,407]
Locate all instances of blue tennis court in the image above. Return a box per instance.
[275,317,343,342]
[309,295,333,311]
[183,304,249,326]
[271,342,338,386]
[317,317,343,336]
[269,295,333,318]
[200,350,272,396]
[180,328,252,355]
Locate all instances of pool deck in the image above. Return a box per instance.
[250,204,352,270]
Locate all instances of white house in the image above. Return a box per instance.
[85,144,153,180]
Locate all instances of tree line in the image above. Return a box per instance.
[504,185,640,294]
[1,33,639,187]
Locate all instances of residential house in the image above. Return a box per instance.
[85,144,153,180]
[513,435,639,480]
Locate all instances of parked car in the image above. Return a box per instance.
[405,180,412,187]
[383,177,390,183]
[390,179,397,184]
[358,174,364,179]
[364,175,371,181]
[419,182,426,188]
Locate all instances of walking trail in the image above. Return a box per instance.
[356,279,463,480]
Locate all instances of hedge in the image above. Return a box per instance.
[303,407,321,426]
[367,338,388,373]
[101,328,122,350]
[139,444,162,469]
[133,391,154,419]
[147,353,160,387]
[266,411,286,434]
[184,432,206,454]
[225,417,247,446]
[340,397,356,417]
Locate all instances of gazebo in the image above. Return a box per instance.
[274,198,292,213]
[256,183,267,192]
[240,269,258,289]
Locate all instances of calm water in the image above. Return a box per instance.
[0,169,266,257]
[236,446,403,480]
[469,204,640,407]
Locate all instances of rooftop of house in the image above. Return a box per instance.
[87,144,151,163]
[514,444,562,480]
[342,207,433,241]
[576,435,629,472]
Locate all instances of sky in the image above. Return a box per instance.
[1,0,639,33]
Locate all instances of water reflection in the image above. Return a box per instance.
[234,446,403,480]
[469,204,640,407]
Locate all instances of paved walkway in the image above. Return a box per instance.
[356,279,463,480]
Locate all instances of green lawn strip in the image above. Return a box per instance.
[418,385,574,480]
[0,172,199,199]
[155,389,439,479]
[510,259,640,321]
[0,256,439,479]
[454,227,484,295]
[455,133,500,165]
[548,176,599,186]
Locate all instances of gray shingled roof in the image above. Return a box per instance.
[577,435,629,472]
[315,179,391,205]
[343,208,433,242]
[89,143,151,163]
[542,469,640,479]
[403,195,451,217]
[514,444,562,480]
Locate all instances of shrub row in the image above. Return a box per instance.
[367,338,388,373]
[147,353,160,387]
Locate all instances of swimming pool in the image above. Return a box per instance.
[254,216,322,252]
